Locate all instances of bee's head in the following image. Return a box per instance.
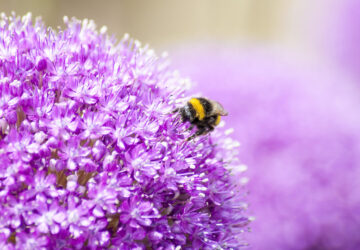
[181,104,198,123]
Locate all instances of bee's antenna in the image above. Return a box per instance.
[171,108,179,114]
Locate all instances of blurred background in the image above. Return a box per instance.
[2,1,360,249]
[0,0,336,59]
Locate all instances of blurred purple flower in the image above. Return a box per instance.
[335,0,360,82]
[312,0,360,82]
[0,14,249,249]
[170,44,360,250]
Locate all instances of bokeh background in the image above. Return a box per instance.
[2,1,360,249]
[0,0,338,57]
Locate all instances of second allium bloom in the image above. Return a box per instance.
[0,14,249,249]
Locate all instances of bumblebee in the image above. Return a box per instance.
[174,97,228,140]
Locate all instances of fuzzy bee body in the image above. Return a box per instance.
[174,97,228,140]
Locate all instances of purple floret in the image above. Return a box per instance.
[0,13,249,249]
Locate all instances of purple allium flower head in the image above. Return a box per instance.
[0,14,249,249]
[170,44,360,250]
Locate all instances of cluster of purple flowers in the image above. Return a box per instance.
[0,13,249,249]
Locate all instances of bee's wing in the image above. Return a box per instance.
[211,100,228,116]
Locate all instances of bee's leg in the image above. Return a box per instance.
[206,116,217,126]
[183,118,198,133]
[187,126,206,141]
[200,126,213,137]
[171,108,183,127]
[187,124,195,131]
[191,125,214,140]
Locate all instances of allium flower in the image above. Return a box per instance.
[0,14,249,249]
[170,45,360,250]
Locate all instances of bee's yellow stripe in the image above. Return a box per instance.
[189,98,205,120]
[215,115,221,125]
